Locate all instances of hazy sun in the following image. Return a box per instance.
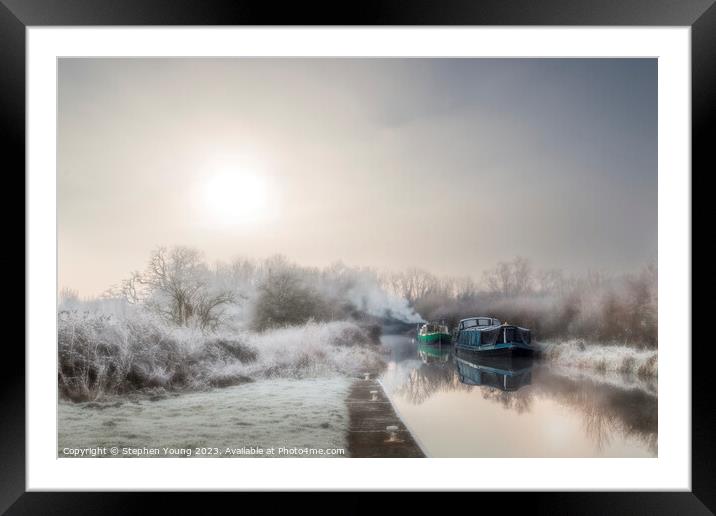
[204,170,270,226]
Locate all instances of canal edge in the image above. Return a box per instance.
[376,378,430,458]
[345,373,425,458]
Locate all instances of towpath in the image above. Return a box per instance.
[346,372,425,458]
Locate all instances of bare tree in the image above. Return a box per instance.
[194,289,235,331]
[118,271,144,304]
[536,268,566,295]
[483,257,534,297]
[454,276,478,301]
[383,268,439,305]
[120,246,234,329]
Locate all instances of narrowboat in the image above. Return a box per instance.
[416,321,452,345]
[453,316,534,356]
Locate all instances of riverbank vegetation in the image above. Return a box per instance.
[59,248,657,400]
[58,247,405,401]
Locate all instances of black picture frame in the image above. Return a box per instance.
[5,0,711,512]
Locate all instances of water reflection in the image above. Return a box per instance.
[399,343,456,405]
[454,352,533,392]
[417,342,452,364]
[382,336,657,457]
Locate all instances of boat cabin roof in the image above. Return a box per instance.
[420,321,449,333]
[458,316,501,328]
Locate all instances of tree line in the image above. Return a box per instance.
[63,248,657,347]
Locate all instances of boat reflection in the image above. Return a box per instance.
[454,351,533,392]
[417,342,452,364]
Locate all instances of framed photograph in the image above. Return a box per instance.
[7,0,711,511]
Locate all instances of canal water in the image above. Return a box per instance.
[379,335,657,458]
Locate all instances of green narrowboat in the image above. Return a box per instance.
[417,321,452,345]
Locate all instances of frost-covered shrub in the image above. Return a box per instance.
[250,268,330,331]
[192,338,258,364]
[246,321,385,379]
[636,354,658,379]
[58,310,383,401]
[58,310,258,401]
[58,311,132,401]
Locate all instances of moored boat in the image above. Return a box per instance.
[417,321,452,345]
[453,316,534,356]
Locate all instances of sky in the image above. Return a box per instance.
[58,58,657,297]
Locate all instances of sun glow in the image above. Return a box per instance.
[204,170,270,226]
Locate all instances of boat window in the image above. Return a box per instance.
[478,318,493,326]
[462,319,477,329]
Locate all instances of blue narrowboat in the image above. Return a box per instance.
[453,316,534,356]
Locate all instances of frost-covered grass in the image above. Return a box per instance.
[58,310,383,401]
[245,322,385,379]
[538,339,658,378]
[58,377,351,457]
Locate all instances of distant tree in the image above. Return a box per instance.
[118,271,144,304]
[58,287,80,311]
[624,264,658,347]
[59,287,79,304]
[482,257,534,297]
[383,268,439,305]
[599,289,626,342]
[535,268,567,295]
[454,276,478,301]
[250,266,328,331]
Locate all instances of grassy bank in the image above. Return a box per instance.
[537,339,658,378]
